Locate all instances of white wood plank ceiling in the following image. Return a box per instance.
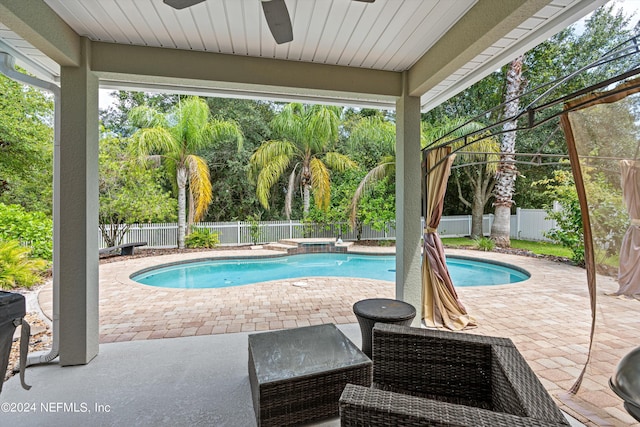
[42,0,474,72]
[0,0,608,110]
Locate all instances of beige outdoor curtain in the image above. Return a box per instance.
[560,77,640,394]
[422,146,476,330]
[615,159,640,297]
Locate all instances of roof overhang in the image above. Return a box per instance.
[0,0,608,111]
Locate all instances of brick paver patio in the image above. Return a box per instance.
[37,247,640,426]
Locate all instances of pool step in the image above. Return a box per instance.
[263,242,298,253]
[278,238,335,247]
[262,238,353,254]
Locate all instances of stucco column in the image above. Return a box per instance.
[395,73,422,326]
[58,38,99,365]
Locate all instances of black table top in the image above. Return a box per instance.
[353,298,416,321]
[248,324,370,384]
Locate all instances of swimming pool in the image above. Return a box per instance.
[131,253,529,289]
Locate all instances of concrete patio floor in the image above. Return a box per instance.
[2,247,639,426]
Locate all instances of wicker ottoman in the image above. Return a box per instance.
[353,298,416,358]
[248,324,372,427]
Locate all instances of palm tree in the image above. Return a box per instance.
[249,103,357,219]
[129,96,243,248]
[491,55,525,247]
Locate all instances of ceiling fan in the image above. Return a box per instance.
[163,0,375,45]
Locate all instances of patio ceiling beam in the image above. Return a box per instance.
[407,0,550,99]
[0,0,80,67]
[90,41,402,105]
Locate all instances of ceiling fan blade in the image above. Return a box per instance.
[163,0,205,10]
[261,0,293,44]
[353,0,376,2]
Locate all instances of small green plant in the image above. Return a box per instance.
[301,217,315,238]
[185,228,220,249]
[247,214,262,245]
[0,240,47,290]
[474,236,495,252]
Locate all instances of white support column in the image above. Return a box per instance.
[395,73,422,326]
[58,38,99,366]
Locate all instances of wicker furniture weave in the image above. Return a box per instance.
[248,323,372,427]
[339,324,569,426]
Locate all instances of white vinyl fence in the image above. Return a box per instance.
[99,207,557,249]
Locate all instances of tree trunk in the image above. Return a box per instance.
[491,55,524,247]
[303,184,310,217]
[301,162,311,217]
[492,205,512,247]
[188,191,195,235]
[460,164,494,239]
[471,183,485,239]
[177,167,188,249]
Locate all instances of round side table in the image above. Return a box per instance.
[352,298,416,358]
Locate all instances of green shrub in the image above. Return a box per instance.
[534,171,584,266]
[0,240,47,290]
[185,228,220,249]
[474,236,495,252]
[246,214,262,245]
[0,203,52,260]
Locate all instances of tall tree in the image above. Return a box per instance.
[491,55,525,247]
[129,96,243,248]
[425,3,634,222]
[423,118,499,238]
[99,134,177,247]
[0,74,53,213]
[249,103,357,219]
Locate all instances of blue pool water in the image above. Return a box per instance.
[131,253,529,289]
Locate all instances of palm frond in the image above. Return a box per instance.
[324,152,357,172]
[128,105,168,129]
[349,162,395,227]
[185,154,212,222]
[209,119,244,151]
[421,118,484,148]
[270,103,304,142]
[422,118,500,171]
[455,131,501,173]
[0,240,47,289]
[255,154,293,209]
[305,106,340,152]
[129,127,176,161]
[349,116,396,154]
[249,140,297,169]
[173,97,211,153]
[309,157,331,211]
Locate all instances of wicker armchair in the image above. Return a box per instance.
[339,324,569,426]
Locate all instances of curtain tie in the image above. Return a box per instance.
[631,218,640,227]
[424,227,437,234]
